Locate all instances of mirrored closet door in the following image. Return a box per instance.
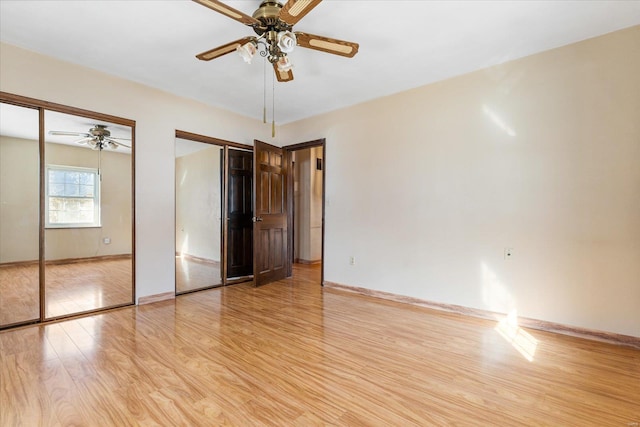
[43,110,133,319]
[0,103,41,327]
[175,138,223,293]
[0,94,135,329]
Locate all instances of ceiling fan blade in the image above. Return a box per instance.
[105,137,131,149]
[74,137,94,145]
[279,0,322,26]
[107,136,132,141]
[192,0,259,26]
[295,32,359,58]
[273,63,294,82]
[49,130,90,137]
[196,36,256,61]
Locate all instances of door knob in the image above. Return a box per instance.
[252,216,263,222]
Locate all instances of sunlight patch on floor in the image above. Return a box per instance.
[495,310,538,362]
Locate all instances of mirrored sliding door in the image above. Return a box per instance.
[44,110,133,319]
[175,138,223,293]
[0,103,41,327]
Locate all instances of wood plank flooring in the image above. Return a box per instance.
[0,258,132,325]
[0,263,39,325]
[44,258,132,318]
[175,256,221,293]
[1,264,638,426]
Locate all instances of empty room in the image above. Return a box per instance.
[1,1,639,425]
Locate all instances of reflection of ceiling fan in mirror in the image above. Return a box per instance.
[193,0,359,82]
[48,125,131,150]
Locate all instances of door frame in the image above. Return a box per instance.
[282,138,326,286]
[174,130,253,293]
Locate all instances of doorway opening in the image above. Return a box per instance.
[284,139,325,285]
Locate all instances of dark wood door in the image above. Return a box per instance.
[253,140,288,286]
[227,149,253,278]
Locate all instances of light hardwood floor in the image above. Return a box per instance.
[0,258,132,325]
[0,263,39,325]
[1,264,638,426]
[175,256,222,293]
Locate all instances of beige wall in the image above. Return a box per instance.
[175,146,221,262]
[281,26,640,337]
[0,136,39,263]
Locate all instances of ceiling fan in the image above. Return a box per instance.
[48,125,131,151]
[193,0,359,82]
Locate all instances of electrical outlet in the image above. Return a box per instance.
[103,237,111,244]
[504,247,513,260]
[349,256,355,266]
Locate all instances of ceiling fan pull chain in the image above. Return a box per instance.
[272,67,276,138]
[263,56,267,124]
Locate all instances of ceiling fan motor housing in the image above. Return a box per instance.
[90,124,111,138]
[252,1,291,35]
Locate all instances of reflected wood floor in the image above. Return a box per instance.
[0,258,132,325]
[1,264,639,426]
[0,263,39,325]
[175,256,221,293]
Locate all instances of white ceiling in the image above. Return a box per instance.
[0,103,132,153]
[1,1,639,125]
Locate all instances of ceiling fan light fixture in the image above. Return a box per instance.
[236,41,257,63]
[276,30,296,54]
[276,56,293,71]
[194,0,359,83]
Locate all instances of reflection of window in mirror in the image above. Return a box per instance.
[46,165,101,228]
